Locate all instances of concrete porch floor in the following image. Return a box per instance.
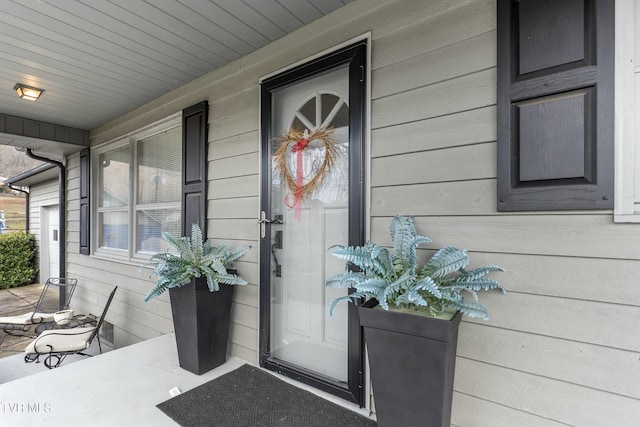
[0,333,372,426]
[0,285,372,426]
[0,333,246,426]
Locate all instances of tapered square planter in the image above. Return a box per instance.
[169,275,234,375]
[358,299,462,427]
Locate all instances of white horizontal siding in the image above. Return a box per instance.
[367,0,640,423]
[63,0,640,425]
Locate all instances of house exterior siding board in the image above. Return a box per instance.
[208,175,259,199]
[371,0,496,70]
[228,322,258,352]
[207,218,256,241]
[371,106,497,158]
[455,358,640,427]
[371,143,496,187]
[372,215,640,260]
[451,393,571,427]
[231,282,259,308]
[227,341,258,365]
[208,152,259,180]
[208,131,259,161]
[62,0,639,424]
[372,30,496,100]
[466,292,640,352]
[231,301,259,328]
[459,322,640,399]
[371,180,497,216]
[208,197,258,219]
[471,252,640,306]
[372,68,496,129]
[66,231,79,244]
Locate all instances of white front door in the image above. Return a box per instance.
[269,66,351,381]
[259,42,367,404]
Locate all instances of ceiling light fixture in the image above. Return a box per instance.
[14,83,44,101]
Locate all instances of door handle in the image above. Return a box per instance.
[258,212,284,238]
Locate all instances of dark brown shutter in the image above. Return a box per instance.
[79,148,90,255]
[181,101,208,237]
[497,0,614,211]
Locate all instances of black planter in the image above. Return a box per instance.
[168,276,234,375]
[358,299,462,427]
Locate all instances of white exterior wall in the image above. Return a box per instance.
[65,0,640,424]
[27,178,58,283]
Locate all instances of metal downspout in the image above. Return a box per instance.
[25,149,66,308]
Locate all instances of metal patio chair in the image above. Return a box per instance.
[24,286,117,369]
[0,278,78,350]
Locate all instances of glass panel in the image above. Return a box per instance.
[137,127,182,205]
[299,97,316,125]
[330,102,349,128]
[99,146,130,208]
[98,211,129,250]
[269,65,350,382]
[136,208,181,253]
[320,93,339,124]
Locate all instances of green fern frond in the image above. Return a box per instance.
[206,276,220,292]
[143,226,251,301]
[328,292,368,317]
[326,271,368,288]
[352,277,389,295]
[380,270,416,310]
[331,244,388,275]
[225,245,251,263]
[217,272,248,286]
[448,277,505,293]
[414,276,442,298]
[163,232,194,262]
[452,299,490,320]
[144,276,189,302]
[390,215,417,272]
[460,265,506,281]
[325,215,505,319]
[422,246,469,278]
[395,290,427,307]
[203,256,227,274]
[389,215,431,272]
[190,224,204,260]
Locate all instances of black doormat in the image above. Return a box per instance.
[157,364,377,427]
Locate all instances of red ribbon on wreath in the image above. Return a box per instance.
[275,127,337,222]
[285,131,309,220]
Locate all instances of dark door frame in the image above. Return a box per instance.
[258,40,367,406]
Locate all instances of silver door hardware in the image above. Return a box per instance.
[258,211,284,238]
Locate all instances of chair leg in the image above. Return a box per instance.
[44,354,64,369]
[24,353,40,364]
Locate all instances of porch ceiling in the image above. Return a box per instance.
[0,0,351,133]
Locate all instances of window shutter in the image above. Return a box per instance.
[497,0,614,211]
[181,101,208,237]
[79,148,90,255]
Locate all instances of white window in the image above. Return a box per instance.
[614,0,640,222]
[93,115,181,260]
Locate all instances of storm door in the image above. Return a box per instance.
[259,42,366,405]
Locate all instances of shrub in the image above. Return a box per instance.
[0,231,38,289]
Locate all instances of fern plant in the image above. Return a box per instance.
[144,224,250,302]
[326,215,505,319]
